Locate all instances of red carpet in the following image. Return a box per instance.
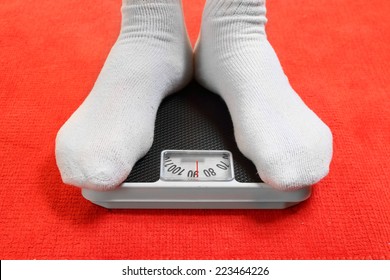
[1,0,389,259]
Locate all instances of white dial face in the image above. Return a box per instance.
[160,150,234,182]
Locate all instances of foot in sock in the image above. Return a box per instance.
[195,0,333,190]
[56,0,193,190]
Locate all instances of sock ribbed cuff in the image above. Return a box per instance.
[201,0,268,40]
[204,0,266,19]
[120,0,185,37]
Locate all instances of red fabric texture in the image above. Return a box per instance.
[0,0,389,259]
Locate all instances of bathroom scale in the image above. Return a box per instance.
[82,82,311,209]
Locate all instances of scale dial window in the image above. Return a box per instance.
[160,150,234,182]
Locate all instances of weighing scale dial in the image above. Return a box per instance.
[161,150,234,181]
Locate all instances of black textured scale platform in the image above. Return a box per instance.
[125,82,263,184]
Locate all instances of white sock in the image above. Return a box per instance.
[56,0,192,190]
[195,0,333,190]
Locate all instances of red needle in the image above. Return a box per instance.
[196,160,199,178]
